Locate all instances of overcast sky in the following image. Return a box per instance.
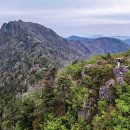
[0,0,130,37]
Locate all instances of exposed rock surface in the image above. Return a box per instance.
[99,79,115,101]
[113,65,129,85]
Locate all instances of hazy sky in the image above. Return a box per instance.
[0,0,130,37]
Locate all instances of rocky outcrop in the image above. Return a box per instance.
[113,65,129,85]
[99,79,115,101]
[99,64,129,102]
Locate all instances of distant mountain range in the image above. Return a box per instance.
[67,35,130,45]
[67,36,130,54]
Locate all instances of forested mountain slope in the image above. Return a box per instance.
[0,20,90,97]
[1,49,130,130]
[0,20,130,130]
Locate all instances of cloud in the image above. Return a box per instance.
[0,0,130,36]
[1,4,130,22]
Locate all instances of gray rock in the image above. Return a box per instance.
[113,65,129,84]
[116,77,124,85]
[99,79,115,101]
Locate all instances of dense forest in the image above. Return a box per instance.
[0,50,130,130]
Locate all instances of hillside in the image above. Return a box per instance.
[1,49,130,130]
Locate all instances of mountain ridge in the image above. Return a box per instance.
[0,20,130,94]
[0,20,130,130]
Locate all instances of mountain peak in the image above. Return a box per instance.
[0,20,29,36]
[0,20,59,40]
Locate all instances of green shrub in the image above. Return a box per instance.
[124,71,130,84]
[35,68,44,78]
